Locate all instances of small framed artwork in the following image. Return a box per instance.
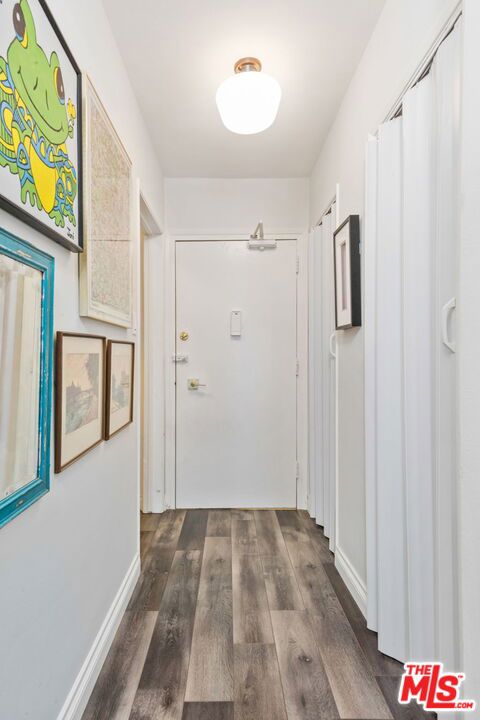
[0,227,54,528]
[105,341,135,439]
[55,332,106,472]
[0,0,83,251]
[79,75,133,327]
[333,214,361,329]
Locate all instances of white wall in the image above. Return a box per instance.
[165,177,308,236]
[0,1,164,718]
[458,0,480,703]
[309,0,460,591]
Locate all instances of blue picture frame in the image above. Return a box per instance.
[0,227,54,528]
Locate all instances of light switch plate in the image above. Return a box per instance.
[230,310,242,336]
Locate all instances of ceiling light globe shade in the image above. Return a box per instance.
[216,70,282,135]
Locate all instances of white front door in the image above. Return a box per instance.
[175,240,297,509]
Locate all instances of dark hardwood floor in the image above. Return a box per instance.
[82,510,433,720]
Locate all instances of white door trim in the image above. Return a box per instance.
[164,233,309,510]
[139,189,164,514]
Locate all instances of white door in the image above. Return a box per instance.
[175,240,297,509]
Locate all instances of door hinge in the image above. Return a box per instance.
[296,461,300,480]
[296,359,300,377]
[296,255,300,274]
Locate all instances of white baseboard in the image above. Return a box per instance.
[57,552,141,720]
[335,544,367,618]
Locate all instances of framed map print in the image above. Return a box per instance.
[0,0,83,251]
[55,332,105,472]
[0,227,54,528]
[105,340,134,439]
[79,76,133,327]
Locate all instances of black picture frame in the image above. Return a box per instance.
[333,214,361,329]
[0,0,83,252]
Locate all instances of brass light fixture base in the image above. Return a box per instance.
[234,57,262,73]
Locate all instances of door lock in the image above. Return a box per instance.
[188,378,207,390]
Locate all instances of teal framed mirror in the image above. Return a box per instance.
[0,228,54,527]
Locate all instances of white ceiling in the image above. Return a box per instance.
[102,0,384,178]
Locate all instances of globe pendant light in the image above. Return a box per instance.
[216,57,281,135]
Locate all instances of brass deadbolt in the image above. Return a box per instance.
[179,331,189,341]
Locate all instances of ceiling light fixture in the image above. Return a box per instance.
[216,57,281,135]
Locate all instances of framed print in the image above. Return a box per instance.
[333,214,361,329]
[105,341,134,439]
[0,0,83,251]
[55,332,106,472]
[0,227,54,528]
[79,75,133,328]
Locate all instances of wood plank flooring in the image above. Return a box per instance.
[83,510,430,720]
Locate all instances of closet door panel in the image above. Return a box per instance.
[402,76,436,660]
[376,118,408,662]
[432,24,461,668]
[310,226,324,525]
[322,209,335,544]
[328,203,336,551]
[321,217,330,538]
[323,204,336,551]
[364,136,378,632]
[308,229,316,519]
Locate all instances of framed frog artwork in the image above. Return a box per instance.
[0,0,83,251]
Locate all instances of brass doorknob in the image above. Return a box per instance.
[179,331,189,341]
[188,378,207,390]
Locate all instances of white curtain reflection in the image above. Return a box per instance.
[0,256,42,498]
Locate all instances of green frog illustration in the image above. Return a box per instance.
[0,0,77,228]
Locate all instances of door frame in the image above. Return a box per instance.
[164,233,309,510]
[139,189,164,513]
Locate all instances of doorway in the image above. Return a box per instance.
[175,239,298,508]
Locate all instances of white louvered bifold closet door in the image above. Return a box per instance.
[365,20,461,665]
[309,203,336,551]
[321,207,336,551]
[308,224,323,523]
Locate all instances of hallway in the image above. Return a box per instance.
[2,1,480,718]
[82,510,423,720]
